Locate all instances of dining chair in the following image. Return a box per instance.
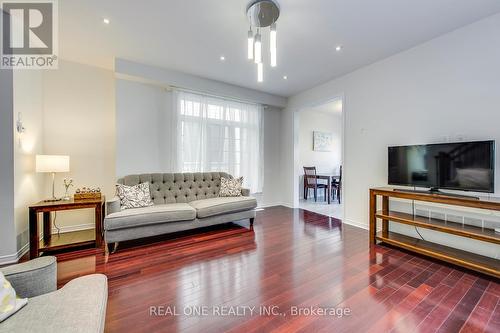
[331,165,342,203]
[303,166,328,202]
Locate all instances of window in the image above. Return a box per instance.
[174,91,263,193]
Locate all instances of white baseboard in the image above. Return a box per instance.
[257,202,293,209]
[277,203,296,209]
[0,243,30,265]
[343,218,368,230]
[0,224,97,266]
[51,223,95,234]
[0,224,96,265]
[343,218,382,233]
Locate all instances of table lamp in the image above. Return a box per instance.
[36,155,70,201]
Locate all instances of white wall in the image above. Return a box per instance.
[284,13,500,258]
[13,70,44,254]
[115,58,287,108]
[42,60,115,230]
[0,68,45,264]
[116,78,284,207]
[255,106,283,207]
[0,67,17,261]
[116,79,170,176]
[298,110,342,175]
[279,109,297,208]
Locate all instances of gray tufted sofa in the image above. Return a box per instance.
[104,172,257,251]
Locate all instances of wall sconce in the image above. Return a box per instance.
[16,112,25,134]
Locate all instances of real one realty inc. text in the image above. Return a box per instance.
[150,305,352,318]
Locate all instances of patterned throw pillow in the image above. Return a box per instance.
[116,182,154,210]
[0,272,28,322]
[219,177,243,197]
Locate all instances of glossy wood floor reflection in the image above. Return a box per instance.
[54,206,500,333]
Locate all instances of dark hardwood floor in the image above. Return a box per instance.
[52,206,500,333]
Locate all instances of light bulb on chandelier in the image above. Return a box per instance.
[270,23,277,67]
[254,31,262,64]
[247,28,254,60]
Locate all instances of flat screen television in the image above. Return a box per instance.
[388,141,495,193]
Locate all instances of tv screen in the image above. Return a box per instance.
[388,141,495,193]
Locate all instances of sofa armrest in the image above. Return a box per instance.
[0,256,57,298]
[106,196,121,216]
[0,274,108,333]
[241,188,251,196]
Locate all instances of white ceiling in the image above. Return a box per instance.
[59,0,500,97]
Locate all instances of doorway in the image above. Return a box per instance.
[295,98,344,219]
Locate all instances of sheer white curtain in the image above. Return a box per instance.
[172,90,264,193]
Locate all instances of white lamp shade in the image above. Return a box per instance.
[36,155,70,173]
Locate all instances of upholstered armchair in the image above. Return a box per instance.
[0,257,107,333]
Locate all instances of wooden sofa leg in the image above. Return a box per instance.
[111,242,119,254]
[105,242,113,254]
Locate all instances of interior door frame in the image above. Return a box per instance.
[292,93,346,220]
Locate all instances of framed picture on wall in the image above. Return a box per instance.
[313,131,333,151]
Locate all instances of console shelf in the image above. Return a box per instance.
[375,211,500,245]
[370,187,500,278]
[376,232,500,278]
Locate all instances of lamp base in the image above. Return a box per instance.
[43,173,62,202]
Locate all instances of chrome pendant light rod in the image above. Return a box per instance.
[247,27,254,60]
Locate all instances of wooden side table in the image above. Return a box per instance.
[29,197,105,258]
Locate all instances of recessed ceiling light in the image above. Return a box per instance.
[283,75,288,80]
[335,45,343,52]
[103,18,110,24]
[220,55,225,61]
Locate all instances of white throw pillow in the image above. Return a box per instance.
[116,182,154,210]
[219,177,243,197]
[0,272,28,322]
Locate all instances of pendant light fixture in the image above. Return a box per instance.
[246,0,280,82]
[247,28,254,60]
[270,23,277,67]
[254,30,262,64]
[257,62,263,82]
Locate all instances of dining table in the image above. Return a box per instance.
[304,174,340,204]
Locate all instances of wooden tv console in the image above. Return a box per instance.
[369,187,500,278]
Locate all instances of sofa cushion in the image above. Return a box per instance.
[105,204,196,230]
[219,176,243,197]
[0,274,107,333]
[189,196,257,218]
[116,182,154,210]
